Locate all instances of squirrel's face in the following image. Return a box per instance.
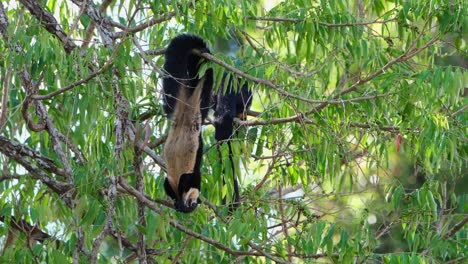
[164,173,201,213]
[174,187,200,213]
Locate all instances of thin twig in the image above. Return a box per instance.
[134,132,147,263]
[32,51,116,100]
[251,16,397,27]
[442,215,468,240]
[172,237,192,264]
[0,67,11,132]
[451,105,467,117]
[306,37,439,115]
[113,12,176,38]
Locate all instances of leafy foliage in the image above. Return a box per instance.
[0,0,466,263]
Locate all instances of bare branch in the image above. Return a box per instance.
[145,48,165,56]
[91,68,126,264]
[147,134,167,149]
[118,177,173,209]
[20,71,47,131]
[90,172,118,263]
[238,114,404,133]
[126,123,166,170]
[278,184,293,262]
[118,178,277,259]
[451,105,467,117]
[109,228,163,260]
[133,37,164,75]
[172,237,192,264]
[196,49,398,108]
[58,134,86,164]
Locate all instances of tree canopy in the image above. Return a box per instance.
[0,0,466,263]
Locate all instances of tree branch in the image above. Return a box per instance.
[117,178,287,259]
[0,2,9,43]
[251,16,397,27]
[71,0,115,48]
[0,173,22,182]
[307,37,439,115]
[134,134,147,263]
[442,216,468,240]
[82,0,114,49]
[32,52,116,100]
[113,12,176,38]
[0,65,11,132]
[19,0,77,53]
[20,68,74,182]
[0,136,72,204]
[195,50,326,105]
[0,136,66,177]
[0,216,55,244]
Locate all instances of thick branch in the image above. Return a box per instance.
[82,0,114,49]
[0,136,66,177]
[0,136,72,203]
[0,2,9,43]
[0,173,22,182]
[71,0,114,48]
[19,0,77,53]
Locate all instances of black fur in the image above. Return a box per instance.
[213,73,252,207]
[163,34,213,120]
[213,73,252,141]
[162,34,213,213]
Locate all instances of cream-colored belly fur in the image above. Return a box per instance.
[164,82,203,193]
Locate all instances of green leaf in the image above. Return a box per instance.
[392,186,404,209]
